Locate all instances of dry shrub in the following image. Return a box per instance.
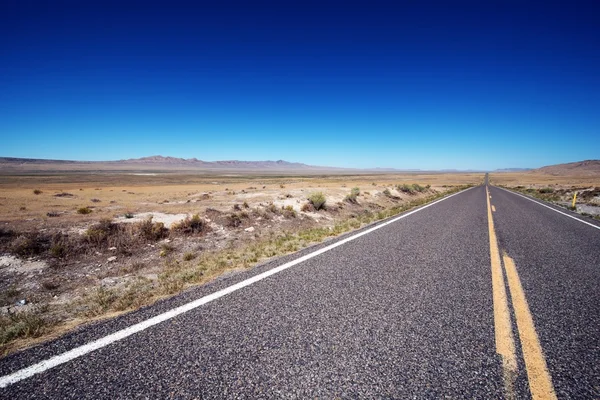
[308,192,326,210]
[0,307,49,345]
[84,219,136,253]
[137,217,169,241]
[267,203,281,214]
[283,205,296,218]
[172,214,207,235]
[301,203,315,212]
[227,214,242,228]
[49,233,72,259]
[10,234,47,257]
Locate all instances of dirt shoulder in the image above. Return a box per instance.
[490,172,600,219]
[0,172,480,356]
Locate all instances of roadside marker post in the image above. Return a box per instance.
[572,192,577,209]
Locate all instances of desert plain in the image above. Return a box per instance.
[0,163,598,356]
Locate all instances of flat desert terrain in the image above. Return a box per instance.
[1,165,599,356]
[0,171,481,355]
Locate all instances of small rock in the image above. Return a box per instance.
[107,256,117,262]
[108,247,117,251]
[244,227,255,232]
[16,299,27,306]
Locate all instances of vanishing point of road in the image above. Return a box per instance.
[1,181,599,398]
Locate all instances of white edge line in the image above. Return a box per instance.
[495,186,600,231]
[0,186,473,388]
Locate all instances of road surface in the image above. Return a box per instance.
[1,184,598,398]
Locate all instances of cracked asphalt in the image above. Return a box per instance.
[1,185,598,398]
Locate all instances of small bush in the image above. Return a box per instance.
[33,189,42,195]
[308,192,326,210]
[283,205,296,218]
[411,184,426,193]
[49,243,67,258]
[539,187,554,194]
[137,217,169,241]
[267,203,280,214]
[243,201,250,209]
[345,187,361,203]
[0,308,49,345]
[10,234,45,257]
[227,214,242,227]
[124,212,134,219]
[183,252,196,261]
[84,287,117,316]
[46,211,60,217]
[90,198,101,203]
[233,204,242,211]
[397,184,414,194]
[172,214,207,235]
[85,219,117,247]
[160,243,175,257]
[383,189,392,197]
[77,207,92,215]
[301,203,315,212]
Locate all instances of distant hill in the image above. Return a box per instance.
[0,156,345,174]
[531,160,600,176]
[493,168,532,172]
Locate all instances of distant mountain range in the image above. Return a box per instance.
[0,156,596,175]
[530,160,600,176]
[119,156,320,170]
[0,156,347,174]
[493,168,532,172]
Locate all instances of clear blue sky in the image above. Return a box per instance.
[1,1,598,170]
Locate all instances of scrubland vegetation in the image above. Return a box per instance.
[0,172,480,355]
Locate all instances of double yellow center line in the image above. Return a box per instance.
[486,186,557,400]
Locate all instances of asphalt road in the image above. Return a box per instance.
[1,184,598,398]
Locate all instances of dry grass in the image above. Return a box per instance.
[489,172,600,187]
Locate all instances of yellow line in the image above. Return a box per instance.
[503,255,557,400]
[492,205,496,212]
[486,187,517,385]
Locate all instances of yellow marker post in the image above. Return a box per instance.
[572,192,577,208]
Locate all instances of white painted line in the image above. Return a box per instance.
[495,187,600,231]
[0,187,473,388]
